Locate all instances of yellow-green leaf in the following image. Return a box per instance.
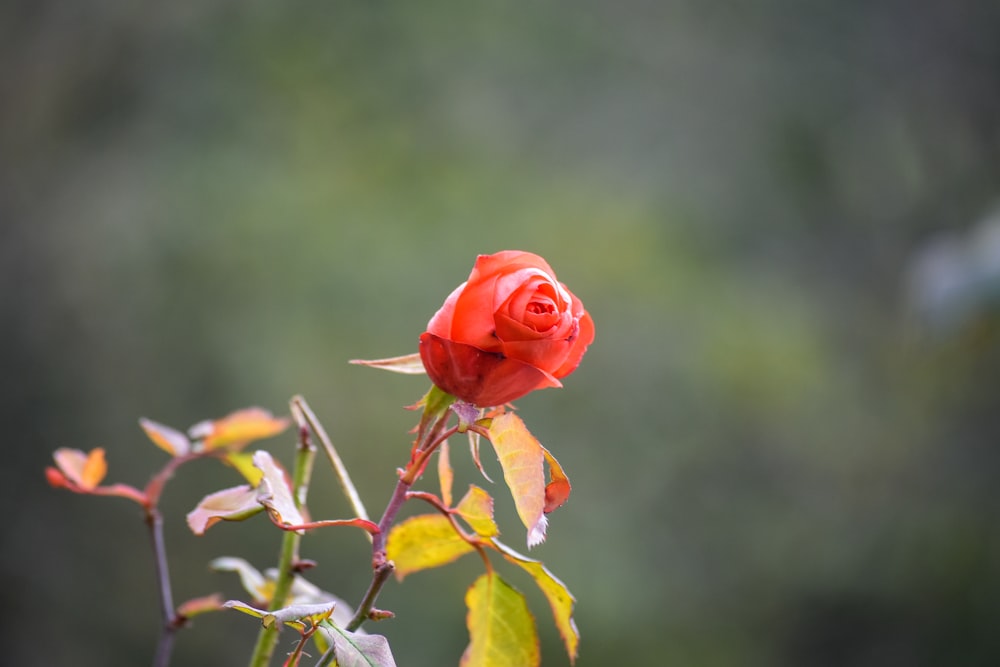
[461,572,539,667]
[486,412,547,547]
[223,451,264,485]
[223,599,335,632]
[139,417,191,457]
[491,539,579,663]
[455,485,499,538]
[386,514,475,580]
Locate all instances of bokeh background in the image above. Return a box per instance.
[4,2,1000,666]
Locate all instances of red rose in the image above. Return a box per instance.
[419,251,595,407]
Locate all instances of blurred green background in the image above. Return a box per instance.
[4,2,1000,666]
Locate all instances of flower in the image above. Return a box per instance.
[418,251,594,407]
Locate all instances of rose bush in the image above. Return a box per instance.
[418,251,595,407]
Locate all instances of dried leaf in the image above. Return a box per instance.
[541,446,571,513]
[253,450,304,531]
[177,593,226,619]
[210,557,271,602]
[468,429,494,483]
[486,413,548,547]
[139,418,191,457]
[386,514,475,580]
[212,557,357,627]
[461,572,540,667]
[349,353,426,375]
[52,448,107,490]
[438,440,454,508]
[455,486,499,538]
[491,539,579,662]
[190,407,290,451]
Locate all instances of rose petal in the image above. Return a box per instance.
[551,308,595,379]
[419,333,560,407]
[425,282,465,337]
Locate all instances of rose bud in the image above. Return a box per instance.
[419,251,594,407]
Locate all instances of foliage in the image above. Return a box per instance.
[46,252,590,667]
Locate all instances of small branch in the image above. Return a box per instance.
[144,452,201,508]
[147,507,178,667]
[292,395,370,522]
[399,424,460,486]
[344,407,455,634]
[345,560,395,633]
[405,490,451,514]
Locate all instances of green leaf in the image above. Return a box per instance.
[349,352,425,375]
[486,412,548,547]
[455,485,499,538]
[320,624,397,667]
[386,514,475,580]
[223,599,336,632]
[461,572,540,667]
[491,539,579,663]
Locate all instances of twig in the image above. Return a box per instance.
[147,507,178,667]
[344,412,457,633]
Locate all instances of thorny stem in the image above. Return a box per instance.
[343,412,458,633]
[247,408,317,667]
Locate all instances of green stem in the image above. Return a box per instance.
[246,406,317,667]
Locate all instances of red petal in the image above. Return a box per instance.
[419,333,560,407]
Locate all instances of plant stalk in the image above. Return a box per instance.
[148,507,177,667]
[344,412,456,632]
[246,413,317,667]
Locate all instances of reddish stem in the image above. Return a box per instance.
[345,411,458,632]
